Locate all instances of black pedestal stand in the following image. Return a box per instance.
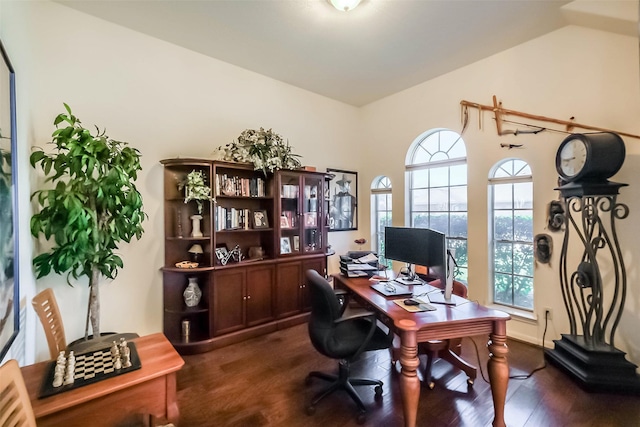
[551,182,640,395]
[545,334,640,394]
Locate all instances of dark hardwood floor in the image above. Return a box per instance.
[175,323,640,426]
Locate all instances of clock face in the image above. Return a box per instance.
[555,132,626,184]
[558,138,587,178]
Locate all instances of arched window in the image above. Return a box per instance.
[489,158,534,310]
[371,176,392,267]
[406,129,468,280]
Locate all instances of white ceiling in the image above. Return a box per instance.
[57,0,639,106]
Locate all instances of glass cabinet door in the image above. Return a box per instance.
[302,175,323,253]
[277,171,325,256]
[278,172,300,255]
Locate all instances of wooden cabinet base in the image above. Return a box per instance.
[170,312,310,355]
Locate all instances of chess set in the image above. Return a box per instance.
[40,338,142,398]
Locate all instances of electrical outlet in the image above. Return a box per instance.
[544,307,553,320]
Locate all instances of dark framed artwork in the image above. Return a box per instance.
[0,39,18,360]
[327,168,357,231]
[252,209,269,229]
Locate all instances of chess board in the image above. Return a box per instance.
[39,342,141,398]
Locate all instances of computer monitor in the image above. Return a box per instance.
[384,226,446,285]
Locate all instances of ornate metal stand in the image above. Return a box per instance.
[545,182,640,393]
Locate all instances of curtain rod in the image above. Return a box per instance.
[460,95,640,140]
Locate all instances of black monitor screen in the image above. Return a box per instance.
[384,226,446,272]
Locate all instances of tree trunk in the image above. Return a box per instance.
[87,267,100,340]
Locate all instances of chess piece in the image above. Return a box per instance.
[119,337,132,368]
[64,350,75,385]
[110,341,119,358]
[122,345,132,368]
[114,356,122,370]
[53,371,63,387]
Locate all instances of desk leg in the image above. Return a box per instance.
[398,320,420,427]
[487,320,509,427]
[166,372,180,425]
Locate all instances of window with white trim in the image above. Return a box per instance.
[371,176,392,268]
[489,158,534,310]
[406,129,468,280]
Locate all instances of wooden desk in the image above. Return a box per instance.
[21,333,184,427]
[334,275,511,427]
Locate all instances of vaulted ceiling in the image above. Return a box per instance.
[57,0,639,106]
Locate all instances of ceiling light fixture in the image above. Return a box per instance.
[329,0,362,12]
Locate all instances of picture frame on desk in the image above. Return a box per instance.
[327,168,357,231]
[252,209,269,229]
[280,237,292,254]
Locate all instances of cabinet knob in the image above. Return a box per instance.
[247,295,251,300]
[243,296,247,300]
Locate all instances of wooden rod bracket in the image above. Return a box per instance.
[460,95,640,140]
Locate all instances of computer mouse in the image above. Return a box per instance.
[404,299,420,306]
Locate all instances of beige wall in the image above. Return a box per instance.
[2,1,364,362]
[2,1,640,369]
[360,25,640,365]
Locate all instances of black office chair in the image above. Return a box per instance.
[305,270,392,424]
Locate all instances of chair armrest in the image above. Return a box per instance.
[334,307,380,360]
[334,307,376,324]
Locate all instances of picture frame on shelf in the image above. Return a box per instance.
[280,237,292,254]
[293,235,300,252]
[327,168,358,231]
[280,215,289,228]
[252,209,269,229]
[214,244,229,265]
[304,212,317,227]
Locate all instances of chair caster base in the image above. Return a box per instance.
[374,385,383,401]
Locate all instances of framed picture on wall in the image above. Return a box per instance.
[0,40,18,360]
[327,168,357,232]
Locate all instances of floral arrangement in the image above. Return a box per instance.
[179,170,213,214]
[217,127,301,175]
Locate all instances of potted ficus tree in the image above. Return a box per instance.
[30,104,146,341]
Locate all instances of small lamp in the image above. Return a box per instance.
[188,244,203,263]
[329,0,362,12]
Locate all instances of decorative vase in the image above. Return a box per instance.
[190,214,203,238]
[183,277,202,307]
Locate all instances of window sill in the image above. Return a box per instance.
[486,304,537,324]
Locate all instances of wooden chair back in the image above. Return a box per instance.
[32,288,67,359]
[0,359,36,427]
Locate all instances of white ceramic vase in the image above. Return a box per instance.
[183,277,202,307]
[190,214,203,238]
